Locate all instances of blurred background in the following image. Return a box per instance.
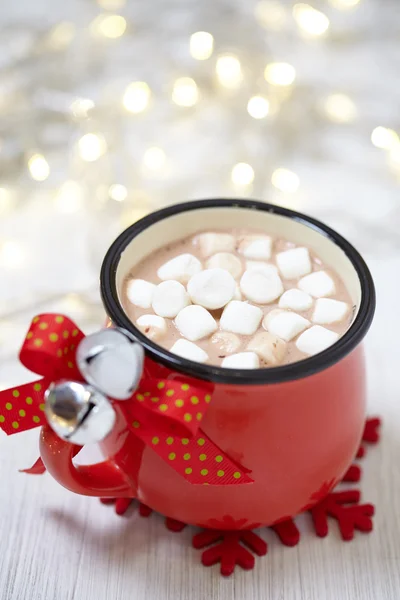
[0,0,399,387]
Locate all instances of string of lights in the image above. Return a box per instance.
[0,0,398,330]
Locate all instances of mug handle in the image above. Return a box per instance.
[39,425,134,498]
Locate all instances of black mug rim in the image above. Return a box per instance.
[100,198,375,385]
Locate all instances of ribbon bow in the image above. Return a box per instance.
[0,314,253,486]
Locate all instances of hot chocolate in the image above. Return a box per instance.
[121,229,354,368]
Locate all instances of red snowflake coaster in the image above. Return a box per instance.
[100,417,381,576]
[192,529,267,576]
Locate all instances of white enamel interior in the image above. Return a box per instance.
[116,206,361,312]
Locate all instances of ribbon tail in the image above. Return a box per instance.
[0,378,50,435]
[20,457,46,475]
[130,420,253,486]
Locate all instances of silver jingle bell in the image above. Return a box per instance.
[45,380,116,445]
[76,327,144,400]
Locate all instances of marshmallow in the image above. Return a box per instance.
[263,309,310,342]
[206,253,243,279]
[196,232,235,257]
[246,261,278,276]
[312,298,349,325]
[126,279,156,309]
[152,281,190,318]
[222,352,260,369]
[279,289,313,312]
[296,325,339,355]
[210,332,241,355]
[175,305,217,341]
[136,314,167,341]
[170,339,208,363]
[220,301,263,335]
[263,308,284,324]
[240,270,284,304]
[157,254,202,284]
[238,235,272,260]
[187,268,236,310]
[247,331,287,366]
[276,247,312,280]
[298,271,335,298]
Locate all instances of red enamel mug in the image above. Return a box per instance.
[40,199,375,530]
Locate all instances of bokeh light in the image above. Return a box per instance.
[371,127,399,150]
[28,154,50,181]
[231,163,255,185]
[90,14,127,38]
[324,94,357,123]
[172,78,199,107]
[123,82,151,113]
[247,96,270,119]
[109,184,128,202]
[78,133,107,162]
[190,32,214,60]
[293,4,330,37]
[271,168,300,192]
[216,55,243,89]
[264,62,296,86]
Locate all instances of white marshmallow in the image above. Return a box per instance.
[210,331,241,355]
[276,247,312,280]
[170,339,208,363]
[152,281,190,318]
[157,254,202,284]
[187,268,236,310]
[175,305,217,341]
[263,308,284,324]
[220,301,263,335]
[222,352,260,369]
[136,315,167,341]
[279,289,313,312]
[206,253,243,279]
[196,232,235,258]
[247,331,287,366]
[296,325,339,355]
[298,271,335,298]
[238,235,272,260]
[240,270,284,304]
[263,310,310,342]
[126,279,156,309]
[246,261,278,276]
[312,298,349,325]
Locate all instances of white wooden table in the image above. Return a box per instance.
[1,255,399,600]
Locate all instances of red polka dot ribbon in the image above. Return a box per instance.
[0,314,253,487]
[120,381,253,486]
[0,314,85,434]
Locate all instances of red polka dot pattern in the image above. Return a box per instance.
[122,379,254,486]
[0,314,85,435]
